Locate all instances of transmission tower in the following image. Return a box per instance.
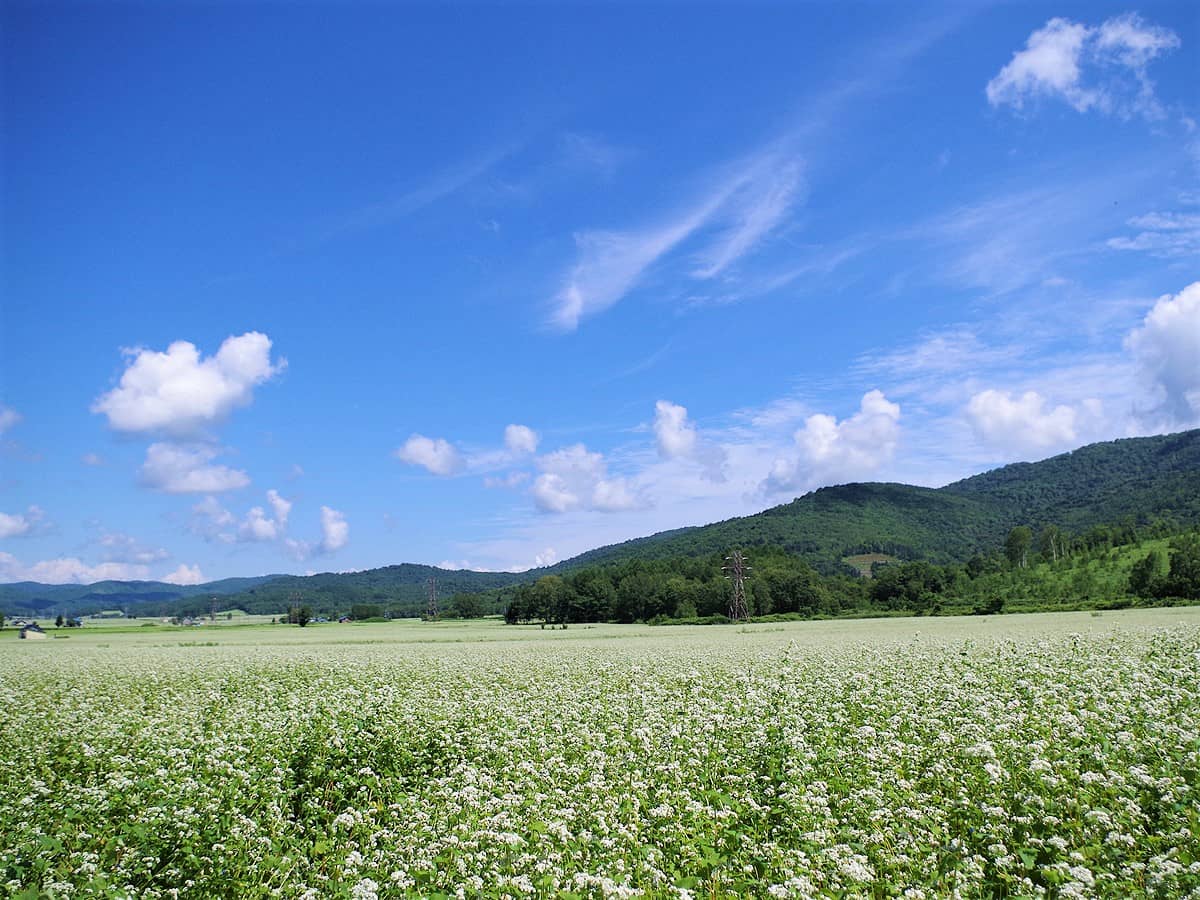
[722,551,751,621]
[426,576,439,621]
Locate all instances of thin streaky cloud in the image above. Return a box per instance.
[327,142,520,238]
[547,9,974,331]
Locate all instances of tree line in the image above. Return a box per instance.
[472,520,1200,626]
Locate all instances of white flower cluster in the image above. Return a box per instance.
[0,610,1197,897]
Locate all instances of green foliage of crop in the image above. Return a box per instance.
[1,611,1198,897]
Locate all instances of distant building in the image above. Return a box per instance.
[19,623,47,640]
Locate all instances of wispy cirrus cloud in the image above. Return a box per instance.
[326,142,519,238]
[549,145,808,330]
[1107,211,1200,259]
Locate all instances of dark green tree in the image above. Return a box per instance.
[1165,535,1200,599]
[1128,549,1166,597]
[449,592,484,619]
[297,605,312,627]
[55,614,64,628]
[1005,526,1032,569]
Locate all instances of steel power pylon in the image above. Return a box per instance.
[426,576,439,621]
[722,550,751,621]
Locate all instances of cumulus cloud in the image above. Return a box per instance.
[236,488,293,542]
[1125,281,1200,426]
[267,489,291,528]
[395,434,464,476]
[91,332,285,436]
[139,443,250,494]
[239,506,279,542]
[654,401,697,459]
[965,389,1102,455]
[986,14,1179,119]
[96,531,169,564]
[531,444,640,514]
[504,424,539,455]
[162,563,205,585]
[319,506,349,552]
[654,400,727,482]
[0,506,45,539]
[0,404,21,434]
[0,552,150,584]
[191,496,236,543]
[764,390,901,494]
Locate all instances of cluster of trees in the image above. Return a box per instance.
[1128,534,1200,600]
[485,522,1200,626]
[499,550,871,625]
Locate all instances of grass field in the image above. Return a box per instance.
[2,610,1198,897]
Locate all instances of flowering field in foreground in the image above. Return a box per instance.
[1,611,1198,898]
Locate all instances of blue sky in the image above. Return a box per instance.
[2,1,1197,584]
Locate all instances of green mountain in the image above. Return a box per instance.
[3,429,1197,619]
[206,564,526,618]
[0,575,285,618]
[552,429,1200,574]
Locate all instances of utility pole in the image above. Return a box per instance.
[722,550,751,622]
[210,597,217,623]
[426,576,439,621]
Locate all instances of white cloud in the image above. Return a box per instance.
[986,14,1179,119]
[239,506,279,542]
[549,146,805,330]
[965,389,1096,454]
[531,444,640,514]
[210,488,295,545]
[0,552,149,584]
[1107,211,1200,258]
[319,506,349,552]
[1125,281,1200,426]
[987,18,1094,112]
[162,563,205,586]
[395,434,464,476]
[691,157,805,279]
[96,531,169,564]
[654,399,727,482]
[92,332,285,436]
[484,471,530,490]
[0,506,44,539]
[654,401,697,459]
[238,489,293,542]
[267,489,292,529]
[0,404,21,435]
[504,424,539,455]
[0,513,30,539]
[139,443,250,494]
[191,496,236,543]
[764,390,901,494]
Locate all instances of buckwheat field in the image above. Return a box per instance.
[2,609,1198,898]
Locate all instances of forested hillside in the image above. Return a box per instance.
[3,429,1197,621]
[552,429,1200,574]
